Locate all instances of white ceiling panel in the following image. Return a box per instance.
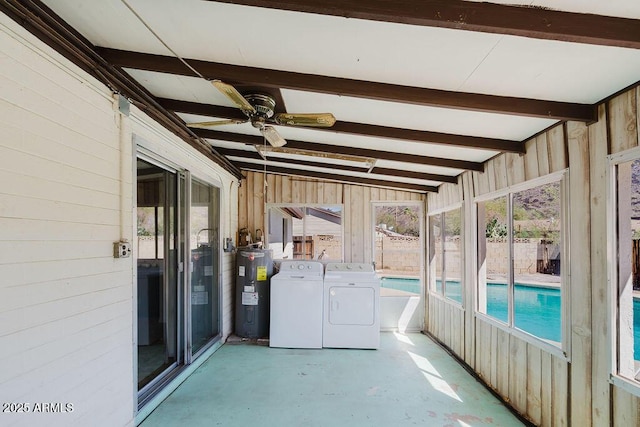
[124,69,236,106]
[281,89,557,140]
[460,36,640,103]
[41,0,170,54]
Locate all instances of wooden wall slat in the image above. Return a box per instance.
[567,120,593,427]
[471,171,481,198]
[506,152,525,186]
[274,175,282,203]
[486,160,497,193]
[342,185,352,262]
[238,176,248,233]
[540,351,552,426]
[609,89,639,154]
[612,388,640,427]
[524,138,539,181]
[496,328,510,397]
[489,323,498,386]
[548,124,567,173]
[291,178,303,203]
[589,104,611,426]
[461,172,475,365]
[246,172,255,232]
[493,154,508,190]
[362,187,372,263]
[475,320,487,381]
[552,354,569,427]
[479,169,491,196]
[526,345,542,425]
[509,337,528,413]
[254,172,265,234]
[306,180,317,203]
[439,301,446,344]
[536,134,550,176]
[350,185,365,262]
[281,175,292,203]
[266,173,276,203]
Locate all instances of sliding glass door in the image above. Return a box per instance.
[136,157,222,403]
[136,159,183,393]
[189,179,221,355]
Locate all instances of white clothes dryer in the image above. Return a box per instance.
[322,263,380,349]
[269,261,324,349]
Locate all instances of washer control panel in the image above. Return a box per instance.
[278,261,324,275]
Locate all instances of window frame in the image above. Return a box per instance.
[265,203,344,261]
[608,147,640,397]
[427,203,464,307]
[473,170,570,357]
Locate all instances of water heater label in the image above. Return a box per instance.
[242,292,259,305]
[192,291,208,305]
[257,266,267,281]
[238,266,245,277]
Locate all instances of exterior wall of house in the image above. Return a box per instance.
[426,87,640,426]
[0,13,238,427]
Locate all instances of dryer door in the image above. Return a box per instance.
[328,285,375,326]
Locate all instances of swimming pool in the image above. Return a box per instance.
[382,277,640,360]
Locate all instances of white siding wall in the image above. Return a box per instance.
[0,12,238,427]
[0,14,134,427]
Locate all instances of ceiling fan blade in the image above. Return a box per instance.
[260,125,287,147]
[211,80,256,114]
[187,118,247,129]
[274,113,336,127]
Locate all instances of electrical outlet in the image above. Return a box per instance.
[114,241,131,258]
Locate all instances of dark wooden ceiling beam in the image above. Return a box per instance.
[234,161,438,193]
[159,98,524,153]
[193,128,484,171]
[100,48,596,122]
[211,0,640,49]
[216,147,459,183]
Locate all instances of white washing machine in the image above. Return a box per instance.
[323,262,380,349]
[269,261,324,348]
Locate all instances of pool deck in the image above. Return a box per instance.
[139,332,527,427]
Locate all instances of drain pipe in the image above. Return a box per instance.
[114,94,132,258]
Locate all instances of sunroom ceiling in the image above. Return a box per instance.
[19,0,640,192]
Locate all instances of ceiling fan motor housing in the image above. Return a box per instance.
[244,94,276,119]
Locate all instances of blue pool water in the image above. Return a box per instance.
[382,277,640,360]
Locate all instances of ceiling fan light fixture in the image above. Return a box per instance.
[260,125,287,147]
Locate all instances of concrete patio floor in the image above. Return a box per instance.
[140,332,526,427]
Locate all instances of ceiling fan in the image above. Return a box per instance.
[187,80,337,147]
